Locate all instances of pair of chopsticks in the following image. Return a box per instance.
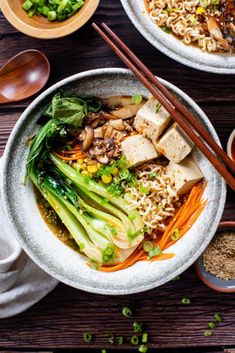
[92,22,235,191]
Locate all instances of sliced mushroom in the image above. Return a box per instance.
[110,103,144,119]
[109,119,125,131]
[91,118,100,128]
[103,125,113,139]
[96,155,110,165]
[207,16,230,48]
[101,95,133,108]
[80,126,94,151]
[102,112,117,120]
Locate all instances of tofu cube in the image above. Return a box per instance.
[134,96,171,148]
[156,123,194,163]
[166,157,204,195]
[121,134,158,167]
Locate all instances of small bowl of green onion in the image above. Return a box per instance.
[1,0,100,39]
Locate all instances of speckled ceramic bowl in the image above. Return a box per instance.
[2,68,226,295]
[120,0,235,74]
[195,222,235,293]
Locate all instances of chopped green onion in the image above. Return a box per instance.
[148,172,158,179]
[133,321,143,333]
[122,306,132,317]
[106,333,114,344]
[208,321,215,329]
[101,350,107,353]
[170,228,180,241]
[118,336,124,345]
[142,332,149,343]
[139,185,150,195]
[22,0,33,11]
[132,94,143,105]
[204,330,213,337]
[199,0,208,7]
[143,241,154,252]
[131,335,139,345]
[48,10,57,21]
[139,344,148,353]
[189,15,198,25]
[119,168,130,180]
[181,297,190,304]
[83,332,93,342]
[211,0,220,4]
[148,245,162,258]
[162,26,171,33]
[214,313,222,323]
[156,102,162,113]
[162,9,168,14]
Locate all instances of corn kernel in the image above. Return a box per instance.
[81,164,87,170]
[111,167,119,176]
[101,174,112,184]
[196,6,206,14]
[81,170,89,176]
[77,159,83,164]
[87,165,99,173]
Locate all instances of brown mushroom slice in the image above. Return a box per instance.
[81,126,94,151]
[110,103,144,119]
[101,95,133,107]
[103,125,113,139]
[109,119,125,131]
[96,155,110,165]
[207,16,230,48]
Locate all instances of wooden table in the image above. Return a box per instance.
[0,1,235,352]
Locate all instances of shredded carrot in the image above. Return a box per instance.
[99,180,207,272]
[144,0,151,13]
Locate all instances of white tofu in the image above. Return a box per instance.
[134,96,171,148]
[166,157,204,195]
[121,134,158,167]
[156,123,194,163]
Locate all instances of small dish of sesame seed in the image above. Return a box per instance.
[195,221,235,293]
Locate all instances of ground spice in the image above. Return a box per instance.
[203,231,235,280]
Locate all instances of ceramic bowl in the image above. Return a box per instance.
[227,129,235,161]
[0,0,99,39]
[120,0,235,74]
[195,222,235,293]
[2,68,226,295]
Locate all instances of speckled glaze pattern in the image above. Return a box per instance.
[120,0,235,74]
[2,68,226,295]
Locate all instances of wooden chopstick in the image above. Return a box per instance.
[101,22,235,176]
[92,22,235,191]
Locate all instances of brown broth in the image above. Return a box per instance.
[34,187,80,252]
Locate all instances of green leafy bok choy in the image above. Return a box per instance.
[26,94,144,266]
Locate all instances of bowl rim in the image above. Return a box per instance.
[227,129,235,160]
[1,68,227,295]
[120,0,235,74]
[0,0,100,39]
[195,221,235,293]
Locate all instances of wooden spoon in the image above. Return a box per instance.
[0,50,50,104]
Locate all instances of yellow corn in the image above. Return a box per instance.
[196,6,206,14]
[81,170,89,176]
[87,165,99,174]
[77,159,83,164]
[111,167,119,176]
[101,174,112,184]
[81,164,87,170]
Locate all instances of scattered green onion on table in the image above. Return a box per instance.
[22,0,84,21]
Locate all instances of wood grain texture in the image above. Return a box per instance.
[0,0,234,351]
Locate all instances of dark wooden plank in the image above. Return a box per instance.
[0,269,234,349]
[1,0,235,108]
